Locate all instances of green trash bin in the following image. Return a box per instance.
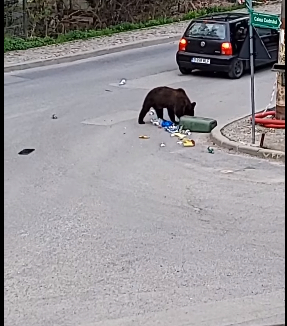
[179,115,217,133]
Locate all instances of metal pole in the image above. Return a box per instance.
[248,0,256,144]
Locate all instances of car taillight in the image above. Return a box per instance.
[221,42,232,55]
[179,38,187,52]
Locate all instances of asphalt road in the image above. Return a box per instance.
[4,42,285,326]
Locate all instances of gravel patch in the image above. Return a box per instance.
[222,113,285,152]
[4,2,281,66]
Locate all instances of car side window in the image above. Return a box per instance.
[231,21,248,41]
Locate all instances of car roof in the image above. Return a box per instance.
[193,12,249,24]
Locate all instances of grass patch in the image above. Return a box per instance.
[4,4,245,53]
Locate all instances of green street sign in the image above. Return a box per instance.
[250,11,281,30]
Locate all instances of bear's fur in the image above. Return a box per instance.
[138,86,196,124]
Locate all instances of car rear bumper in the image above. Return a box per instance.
[176,51,236,72]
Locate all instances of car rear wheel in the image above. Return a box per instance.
[179,67,192,75]
[228,59,244,79]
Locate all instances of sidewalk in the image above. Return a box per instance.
[210,114,285,162]
[4,2,281,71]
[222,114,285,152]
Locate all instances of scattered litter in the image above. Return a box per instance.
[207,146,214,154]
[151,118,160,126]
[165,126,179,133]
[139,135,150,139]
[105,89,112,92]
[151,119,179,133]
[178,134,187,140]
[149,109,155,116]
[119,78,126,86]
[182,139,195,147]
[176,139,195,147]
[161,120,173,128]
[144,119,196,149]
[51,114,57,119]
[172,132,187,140]
[18,148,35,155]
[220,170,234,174]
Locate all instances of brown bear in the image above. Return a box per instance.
[138,86,196,124]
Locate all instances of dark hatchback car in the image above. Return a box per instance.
[176,12,279,79]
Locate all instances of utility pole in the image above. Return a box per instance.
[275,0,285,120]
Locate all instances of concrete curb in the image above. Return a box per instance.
[4,35,181,73]
[210,115,285,162]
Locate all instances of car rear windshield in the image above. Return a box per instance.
[185,21,226,40]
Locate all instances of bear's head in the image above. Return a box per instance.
[176,89,196,117]
[185,101,196,116]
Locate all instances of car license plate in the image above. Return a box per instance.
[191,57,210,64]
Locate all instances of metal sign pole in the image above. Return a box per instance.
[248,0,256,144]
